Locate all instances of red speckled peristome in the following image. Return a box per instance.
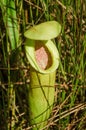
[35,41,52,70]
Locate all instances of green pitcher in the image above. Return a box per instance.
[24,21,61,130]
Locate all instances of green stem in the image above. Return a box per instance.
[7,55,15,130]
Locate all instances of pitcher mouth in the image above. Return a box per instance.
[35,41,52,70]
[25,39,59,74]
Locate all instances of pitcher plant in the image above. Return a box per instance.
[24,21,61,130]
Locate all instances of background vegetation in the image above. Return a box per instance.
[0,0,86,130]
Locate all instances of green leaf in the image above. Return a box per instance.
[0,0,19,50]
